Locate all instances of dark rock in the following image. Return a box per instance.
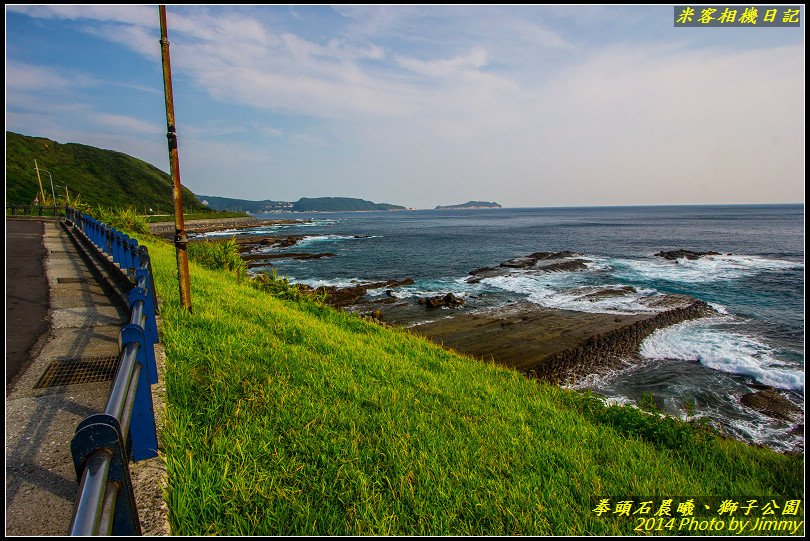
[581,286,638,301]
[245,252,335,268]
[534,259,588,272]
[424,292,466,309]
[425,296,446,308]
[311,277,415,308]
[655,249,722,261]
[740,390,802,421]
[468,251,587,282]
[243,252,334,261]
[500,256,539,269]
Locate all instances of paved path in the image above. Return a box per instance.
[6,220,49,386]
[5,218,169,535]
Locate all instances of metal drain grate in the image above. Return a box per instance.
[56,277,94,284]
[34,355,120,388]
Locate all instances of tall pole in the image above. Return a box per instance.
[34,160,46,203]
[159,5,192,311]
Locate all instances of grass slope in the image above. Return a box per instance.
[6,131,207,213]
[141,237,803,536]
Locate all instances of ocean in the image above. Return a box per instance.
[203,204,804,451]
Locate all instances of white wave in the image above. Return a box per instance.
[481,273,663,314]
[386,278,482,300]
[614,254,803,284]
[293,219,339,227]
[724,414,804,453]
[291,277,372,289]
[295,234,374,247]
[640,319,805,391]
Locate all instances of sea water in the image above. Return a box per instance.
[206,205,804,451]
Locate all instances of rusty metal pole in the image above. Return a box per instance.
[158,5,192,311]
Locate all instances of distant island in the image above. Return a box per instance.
[199,195,406,213]
[435,201,502,210]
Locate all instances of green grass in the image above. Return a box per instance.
[137,235,803,536]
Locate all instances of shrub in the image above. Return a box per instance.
[93,206,150,237]
[187,237,247,280]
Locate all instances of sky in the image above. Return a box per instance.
[5,5,805,209]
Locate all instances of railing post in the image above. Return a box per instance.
[129,239,140,278]
[120,233,132,271]
[70,414,141,535]
[119,324,158,461]
[139,246,160,316]
[106,227,115,259]
[133,271,159,385]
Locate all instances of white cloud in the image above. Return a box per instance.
[6,62,76,91]
[92,113,162,134]
[7,6,803,207]
[396,47,490,77]
[7,5,155,27]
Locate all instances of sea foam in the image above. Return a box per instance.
[613,254,803,284]
[640,319,805,391]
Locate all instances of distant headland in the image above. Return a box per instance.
[199,195,406,213]
[435,201,502,210]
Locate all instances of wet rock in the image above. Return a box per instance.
[740,390,802,421]
[245,252,335,268]
[305,278,415,308]
[425,292,465,309]
[655,249,722,261]
[425,296,446,308]
[468,251,587,283]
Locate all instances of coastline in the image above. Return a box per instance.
[178,213,805,451]
[148,216,308,238]
[409,298,714,384]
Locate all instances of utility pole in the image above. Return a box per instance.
[159,5,192,311]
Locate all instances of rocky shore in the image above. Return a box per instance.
[148,216,308,238]
[410,298,715,384]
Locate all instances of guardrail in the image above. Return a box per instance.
[6,203,65,218]
[64,208,161,535]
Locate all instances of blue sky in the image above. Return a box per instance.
[5,5,805,208]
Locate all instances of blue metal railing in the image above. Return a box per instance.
[64,208,161,535]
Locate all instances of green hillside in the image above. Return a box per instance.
[197,194,292,213]
[199,194,407,213]
[5,131,207,213]
[292,197,405,212]
[436,201,502,209]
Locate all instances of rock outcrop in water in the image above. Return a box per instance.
[423,292,465,308]
[654,249,722,260]
[467,251,589,283]
[534,300,715,383]
[412,298,716,385]
[740,389,803,421]
[299,278,415,308]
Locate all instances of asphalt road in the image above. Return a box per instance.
[5,219,49,386]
